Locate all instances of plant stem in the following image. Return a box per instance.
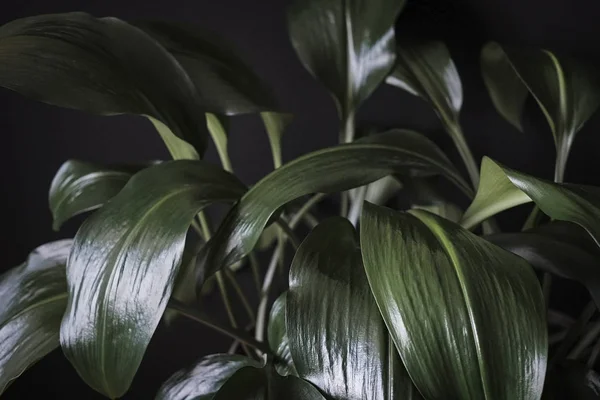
[347,185,368,226]
[248,252,262,294]
[168,299,271,355]
[550,301,597,368]
[275,218,301,250]
[569,322,600,360]
[588,337,600,368]
[542,274,553,309]
[340,110,355,216]
[445,122,479,189]
[224,267,256,323]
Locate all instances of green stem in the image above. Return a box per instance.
[445,122,479,189]
[587,337,600,368]
[224,267,256,323]
[168,299,271,355]
[569,322,600,360]
[248,252,262,295]
[347,185,368,226]
[550,301,597,369]
[275,218,300,250]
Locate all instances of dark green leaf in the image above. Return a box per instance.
[543,361,600,399]
[60,160,246,398]
[287,217,421,399]
[49,160,147,230]
[135,20,277,115]
[481,43,600,180]
[156,354,261,400]
[0,12,206,157]
[0,240,71,394]
[268,292,297,377]
[202,129,472,278]
[361,203,547,399]
[487,221,600,308]
[288,0,405,119]
[462,157,600,248]
[212,365,325,400]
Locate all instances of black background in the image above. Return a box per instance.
[2,0,600,398]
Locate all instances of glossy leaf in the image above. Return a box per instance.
[268,292,297,377]
[462,157,600,247]
[361,203,547,399]
[49,160,146,230]
[201,129,472,277]
[0,13,207,156]
[212,365,325,400]
[542,361,600,399]
[155,354,261,400]
[60,160,246,398]
[288,0,405,119]
[487,221,600,308]
[481,43,600,180]
[287,217,421,399]
[0,240,71,394]
[135,20,277,115]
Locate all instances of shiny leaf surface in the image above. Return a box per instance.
[268,292,297,377]
[462,157,600,247]
[202,129,471,277]
[60,161,246,398]
[287,217,422,399]
[212,365,325,400]
[288,0,405,118]
[0,13,207,156]
[156,354,261,400]
[361,203,547,399]
[0,240,71,395]
[49,160,146,230]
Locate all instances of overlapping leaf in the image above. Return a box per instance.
[0,240,72,394]
[60,160,246,398]
[361,203,547,399]
[156,354,261,400]
[287,217,421,399]
[268,293,297,377]
[0,12,206,157]
[288,0,405,120]
[201,129,471,277]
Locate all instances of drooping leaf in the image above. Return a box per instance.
[0,240,72,395]
[268,292,297,377]
[287,0,405,120]
[487,221,600,308]
[201,129,472,278]
[134,20,277,115]
[361,203,547,399]
[481,43,600,180]
[60,161,246,398]
[0,12,207,157]
[206,113,233,171]
[542,361,600,399]
[261,112,294,169]
[287,217,422,399]
[212,365,326,400]
[461,157,600,248]
[49,160,149,230]
[155,354,261,400]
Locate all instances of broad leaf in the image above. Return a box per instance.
[49,160,147,230]
[60,160,246,398]
[481,43,600,180]
[156,354,261,400]
[487,221,600,308]
[135,20,277,115]
[0,240,71,394]
[212,365,325,400]
[361,203,547,399]
[288,0,405,120]
[0,13,207,157]
[461,157,600,248]
[268,292,297,377]
[201,129,472,277]
[287,217,422,399]
[542,361,600,399]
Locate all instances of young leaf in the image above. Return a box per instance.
[461,157,600,248]
[134,20,278,115]
[487,221,600,308]
[361,203,547,399]
[212,365,326,400]
[0,240,71,395]
[0,13,207,157]
[156,354,261,400]
[481,43,600,181]
[287,217,422,399]
[60,161,246,398]
[202,129,472,278]
[49,160,148,230]
[287,0,405,121]
[267,293,297,377]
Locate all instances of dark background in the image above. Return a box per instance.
[2,0,600,398]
